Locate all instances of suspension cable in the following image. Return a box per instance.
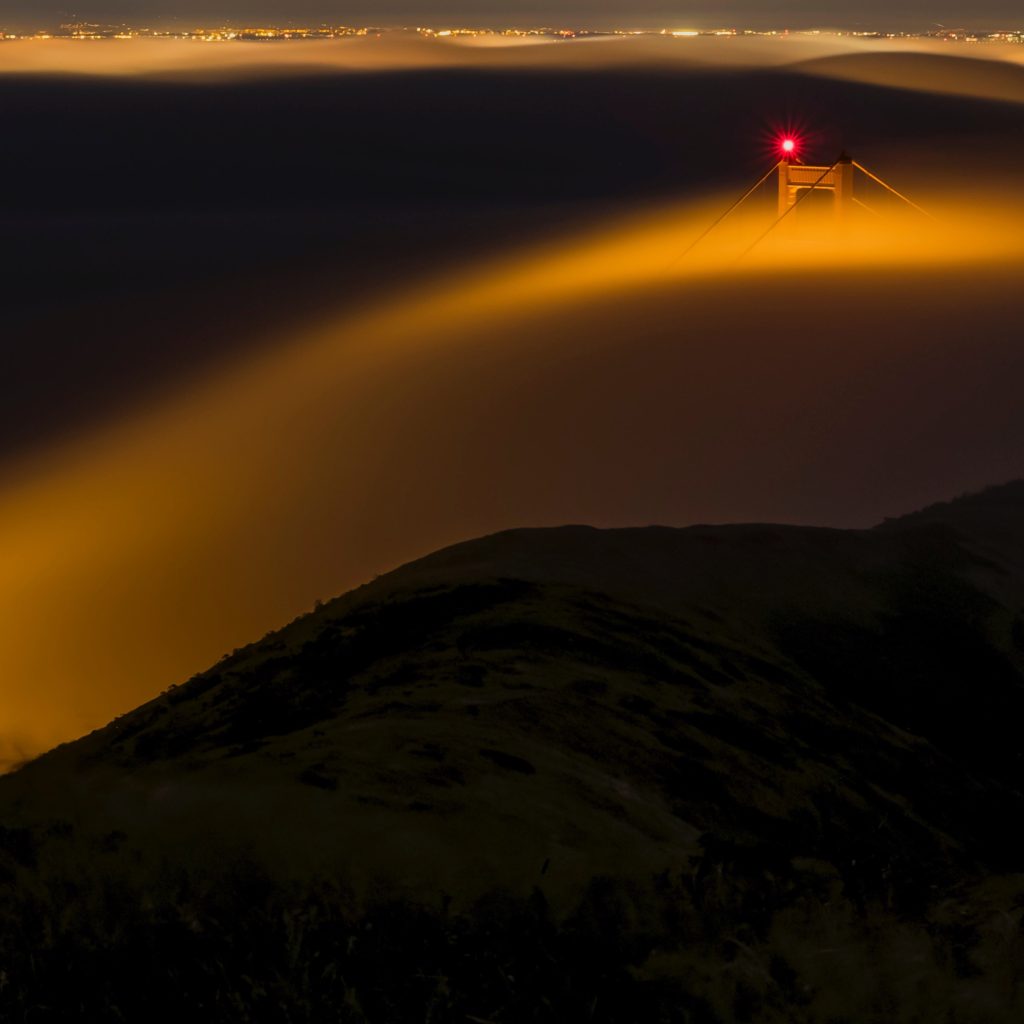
[670,161,781,265]
[852,161,934,219]
[852,196,881,217]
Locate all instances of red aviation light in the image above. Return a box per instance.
[776,135,806,164]
[762,121,813,165]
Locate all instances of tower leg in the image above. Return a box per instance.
[777,163,790,219]
[834,157,854,224]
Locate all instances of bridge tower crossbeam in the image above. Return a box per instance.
[778,153,855,221]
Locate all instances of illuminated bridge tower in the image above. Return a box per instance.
[778,151,855,222]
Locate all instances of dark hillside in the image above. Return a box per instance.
[2,483,1024,1021]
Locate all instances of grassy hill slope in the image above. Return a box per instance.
[2,484,1024,1021]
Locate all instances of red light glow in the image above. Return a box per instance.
[761,118,814,166]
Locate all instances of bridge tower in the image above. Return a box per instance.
[778,152,855,222]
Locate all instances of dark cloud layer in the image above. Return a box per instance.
[0,1,1019,30]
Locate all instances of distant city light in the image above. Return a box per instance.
[0,24,1022,45]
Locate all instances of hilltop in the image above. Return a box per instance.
[2,482,1023,1021]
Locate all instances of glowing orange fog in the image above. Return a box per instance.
[1,34,1023,100]
[1,184,1024,765]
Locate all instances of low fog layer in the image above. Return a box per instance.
[2,36,1023,760]
[1,33,1024,88]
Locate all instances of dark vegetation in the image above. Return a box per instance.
[3,491,1024,1018]
[2,847,1020,1023]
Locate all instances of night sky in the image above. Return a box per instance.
[1,1,1021,29]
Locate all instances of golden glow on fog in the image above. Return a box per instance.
[1,34,1024,92]
[2,188,1024,764]
[2,28,1024,774]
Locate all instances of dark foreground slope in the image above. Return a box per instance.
[3,483,1024,1021]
